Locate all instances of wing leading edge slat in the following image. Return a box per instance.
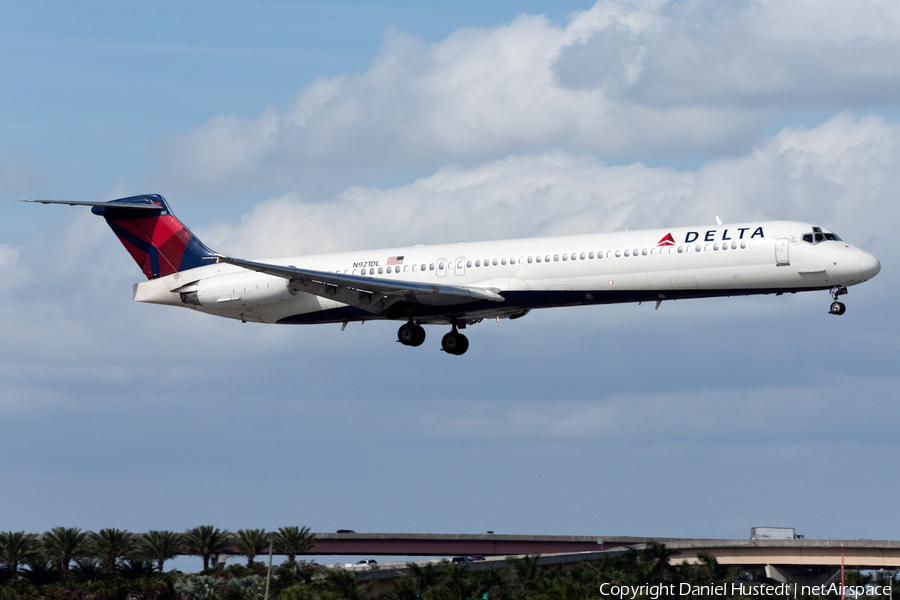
[211,255,504,314]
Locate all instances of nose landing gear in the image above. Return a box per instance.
[829,286,847,315]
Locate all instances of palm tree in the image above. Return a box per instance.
[182,525,232,571]
[89,528,135,573]
[234,529,268,567]
[41,526,89,578]
[273,526,316,563]
[0,531,39,583]
[137,530,183,572]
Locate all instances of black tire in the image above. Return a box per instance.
[399,323,426,346]
[830,301,846,315]
[441,332,469,355]
[410,324,426,346]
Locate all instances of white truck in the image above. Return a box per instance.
[750,527,802,540]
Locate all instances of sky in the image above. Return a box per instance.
[2,0,900,561]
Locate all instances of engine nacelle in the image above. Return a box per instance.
[181,272,294,308]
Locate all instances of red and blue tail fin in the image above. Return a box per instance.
[90,194,216,280]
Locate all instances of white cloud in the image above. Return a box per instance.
[155,0,900,193]
[196,113,900,265]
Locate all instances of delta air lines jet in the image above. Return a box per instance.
[28,194,881,355]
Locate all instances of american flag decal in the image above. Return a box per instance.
[387,256,404,265]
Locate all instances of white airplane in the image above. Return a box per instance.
[28,194,880,355]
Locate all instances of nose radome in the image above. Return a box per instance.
[860,251,881,281]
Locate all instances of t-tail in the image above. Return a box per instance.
[25,194,216,279]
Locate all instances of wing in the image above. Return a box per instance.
[211,255,504,314]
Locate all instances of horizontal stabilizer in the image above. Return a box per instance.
[22,198,162,210]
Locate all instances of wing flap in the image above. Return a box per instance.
[212,255,504,313]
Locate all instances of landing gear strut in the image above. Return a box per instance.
[397,322,426,346]
[441,326,469,355]
[829,286,847,315]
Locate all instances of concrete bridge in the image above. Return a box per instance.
[294,534,900,588]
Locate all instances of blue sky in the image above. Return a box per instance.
[2,0,900,562]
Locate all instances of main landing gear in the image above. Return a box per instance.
[397,322,470,355]
[397,322,426,346]
[441,327,469,356]
[829,286,847,315]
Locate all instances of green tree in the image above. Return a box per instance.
[41,526,89,578]
[234,529,268,567]
[273,527,316,564]
[89,528,135,573]
[183,526,232,571]
[138,530,183,573]
[0,530,39,583]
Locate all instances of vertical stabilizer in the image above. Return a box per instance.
[90,194,216,279]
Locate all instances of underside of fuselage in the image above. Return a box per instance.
[273,285,835,325]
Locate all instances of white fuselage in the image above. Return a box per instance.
[134,220,880,325]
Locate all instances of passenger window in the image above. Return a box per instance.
[387,266,392,273]
[404,265,409,272]
[580,252,585,260]
[616,250,622,257]
[624,250,630,257]
[704,244,710,251]
[571,253,576,260]
[713,244,719,251]
[642,248,647,256]
[740,242,746,249]
[421,264,426,270]
[501,258,507,265]
[562,254,568,261]
[438,262,445,270]
[352,269,358,275]
[475,260,481,267]
[536,256,542,263]
[412,265,417,272]
[509,257,515,265]
[467,260,472,268]
[378,267,383,274]
[429,263,434,270]
[493,258,498,266]
[633,249,638,256]
[650,248,656,255]
[695,245,701,252]
[589,252,594,259]
[678,246,684,253]
[528,256,533,263]
[554,254,559,261]
[545,255,550,262]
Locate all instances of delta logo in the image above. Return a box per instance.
[657,233,676,246]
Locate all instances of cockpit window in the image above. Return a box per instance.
[803,228,842,244]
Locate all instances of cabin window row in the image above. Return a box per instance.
[343,241,750,275]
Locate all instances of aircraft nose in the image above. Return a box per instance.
[859,251,881,281]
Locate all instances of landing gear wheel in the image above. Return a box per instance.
[441,331,469,355]
[829,301,846,316]
[398,323,426,346]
